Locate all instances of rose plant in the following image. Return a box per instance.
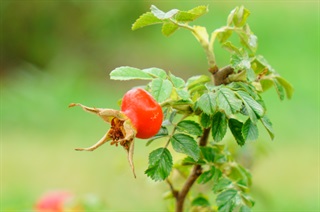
[70,5,293,211]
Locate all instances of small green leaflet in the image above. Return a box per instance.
[229,118,245,146]
[170,133,200,161]
[200,113,212,128]
[146,126,169,146]
[275,76,293,99]
[260,115,274,140]
[236,90,264,123]
[200,146,215,163]
[273,78,285,100]
[145,148,173,181]
[217,88,242,117]
[227,6,250,27]
[131,12,162,31]
[211,112,228,142]
[162,22,179,37]
[150,78,173,103]
[169,72,185,88]
[175,5,208,22]
[191,196,211,207]
[177,120,203,136]
[143,67,167,79]
[216,189,238,211]
[110,66,153,80]
[197,92,217,115]
[213,178,232,193]
[197,166,215,184]
[242,118,258,142]
[186,75,211,90]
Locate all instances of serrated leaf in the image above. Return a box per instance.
[200,146,215,163]
[176,89,190,100]
[162,21,179,36]
[213,178,232,193]
[242,118,258,142]
[143,67,167,79]
[182,156,206,166]
[260,115,274,140]
[211,112,228,142]
[217,88,242,116]
[110,66,153,81]
[216,189,238,209]
[229,118,245,146]
[275,76,293,99]
[197,92,217,115]
[150,78,173,102]
[191,196,211,207]
[145,148,173,181]
[239,204,251,212]
[169,72,185,88]
[177,120,203,136]
[175,5,208,22]
[197,167,215,184]
[200,113,212,128]
[170,133,200,161]
[132,12,162,31]
[236,90,264,122]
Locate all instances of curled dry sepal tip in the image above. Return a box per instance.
[69,88,163,178]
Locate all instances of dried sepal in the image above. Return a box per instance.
[69,103,137,178]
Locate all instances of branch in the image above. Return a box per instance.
[175,128,211,212]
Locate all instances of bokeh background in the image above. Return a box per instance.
[1,0,319,210]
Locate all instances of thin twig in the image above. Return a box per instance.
[175,128,211,212]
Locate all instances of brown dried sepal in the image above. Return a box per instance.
[69,103,137,178]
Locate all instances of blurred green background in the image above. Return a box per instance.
[1,0,319,211]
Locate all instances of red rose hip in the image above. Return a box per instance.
[121,88,163,139]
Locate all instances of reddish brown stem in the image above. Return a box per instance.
[175,127,211,212]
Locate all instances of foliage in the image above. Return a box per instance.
[78,4,293,211]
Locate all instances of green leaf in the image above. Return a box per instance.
[217,28,233,43]
[230,53,251,72]
[162,21,179,36]
[221,41,240,54]
[169,72,185,88]
[200,146,215,163]
[216,189,238,209]
[175,5,208,22]
[132,12,162,31]
[229,118,245,146]
[197,92,217,115]
[145,148,173,181]
[143,67,167,79]
[275,76,293,99]
[213,178,232,193]
[200,113,212,128]
[260,115,274,140]
[239,205,251,212]
[177,120,203,136]
[236,90,264,122]
[217,88,242,116]
[186,75,211,96]
[197,167,215,184]
[170,133,200,161]
[235,6,251,27]
[273,78,285,100]
[176,89,190,100]
[191,196,211,207]
[211,112,228,142]
[110,66,153,81]
[242,118,258,142]
[150,78,173,102]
